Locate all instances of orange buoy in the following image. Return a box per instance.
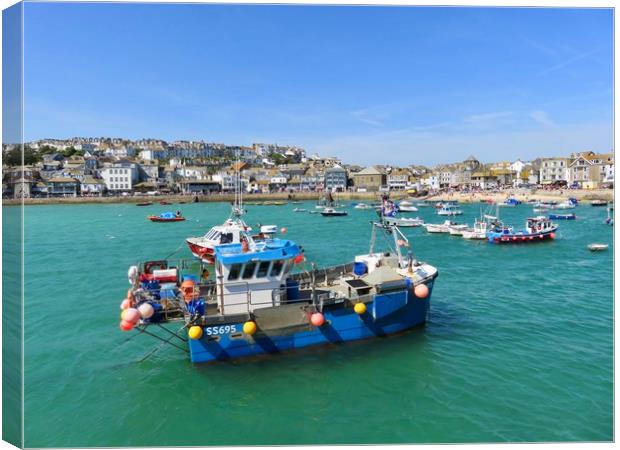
[293,254,304,264]
[120,320,135,331]
[310,312,325,327]
[414,284,429,299]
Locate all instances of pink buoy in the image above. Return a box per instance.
[310,312,325,327]
[120,320,135,331]
[550,233,555,239]
[414,284,429,299]
[138,302,155,319]
[120,299,131,310]
[281,227,287,235]
[121,308,140,324]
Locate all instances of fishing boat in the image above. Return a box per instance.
[461,219,490,240]
[186,157,276,261]
[119,221,439,363]
[423,220,456,233]
[548,213,575,220]
[437,204,463,216]
[397,200,418,212]
[588,243,609,252]
[148,212,186,222]
[354,203,372,210]
[321,207,348,217]
[591,200,608,207]
[136,202,153,206]
[383,217,424,228]
[487,216,558,244]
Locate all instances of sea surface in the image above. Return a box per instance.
[15,199,613,446]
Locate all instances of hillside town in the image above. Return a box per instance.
[1,137,614,199]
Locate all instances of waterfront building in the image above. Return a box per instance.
[387,168,410,191]
[420,173,439,190]
[471,171,498,189]
[568,152,614,188]
[47,177,80,197]
[80,177,106,195]
[100,161,138,192]
[539,157,570,185]
[352,166,386,192]
[178,180,221,195]
[324,165,348,192]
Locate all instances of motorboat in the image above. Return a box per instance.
[437,205,463,216]
[487,216,558,244]
[148,212,186,222]
[383,216,424,228]
[588,243,609,252]
[354,203,372,210]
[424,220,456,233]
[448,224,469,236]
[321,207,348,217]
[397,200,418,212]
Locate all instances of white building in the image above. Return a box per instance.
[100,161,138,191]
[139,149,168,161]
[421,174,439,190]
[105,146,136,159]
[539,158,569,184]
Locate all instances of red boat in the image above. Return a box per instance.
[160,201,173,205]
[148,212,186,222]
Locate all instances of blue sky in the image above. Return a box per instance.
[20,3,613,165]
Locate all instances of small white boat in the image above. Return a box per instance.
[321,207,348,217]
[424,220,455,233]
[588,243,609,252]
[533,207,548,213]
[384,216,424,228]
[462,219,489,240]
[448,224,469,236]
[293,208,307,212]
[437,205,463,216]
[354,203,371,210]
[398,201,419,212]
[416,202,431,207]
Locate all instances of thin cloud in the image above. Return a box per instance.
[351,109,384,127]
[537,49,599,76]
[463,111,513,124]
[529,110,555,128]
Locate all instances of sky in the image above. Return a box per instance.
[16,3,614,166]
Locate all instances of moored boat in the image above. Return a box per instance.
[321,207,348,216]
[423,220,456,233]
[354,203,371,209]
[437,204,463,216]
[548,213,576,220]
[448,224,469,236]
[383,216,424,228]
[588,243,609,252]
[397,200,418,212]
[487,216,558,244]
[120,221,439,363]
[148,211,186,222]
[591,200,608,207]
[137,202,153,206]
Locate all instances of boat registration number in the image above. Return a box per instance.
[205,325,238,336]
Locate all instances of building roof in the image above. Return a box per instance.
[354,166,383,176]
[47,177,78,183]
[325,164,346,173]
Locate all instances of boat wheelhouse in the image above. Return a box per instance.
[437,204,463,216]
[121,222,439,363]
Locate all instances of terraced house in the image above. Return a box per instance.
[568,151,614,188]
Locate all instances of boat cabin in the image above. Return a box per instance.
[526,216,554,233]
[214,239,302,315]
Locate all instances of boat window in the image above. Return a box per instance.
[242,262,257,279]
[220,233,233,244]
[228,264,241,280]
[270,260,284,277]
[256,261,271,278]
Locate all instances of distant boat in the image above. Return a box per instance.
[148,212,185,222]
[462,219,490,240]
[321,207,348,217]
[137,202,153,206]
[424,220,456,233]
[548,213,576,220]
[293,208,307,212]
[354,203,371,209]
[397,201,418,212]
[588,243,608,252]
[591,200,608,207]
[160,201,173,205]
[448,224,469,236]
[500,198,521,207]
[437,205,463,216]
[605,206,613,226]
[487,216,558,244]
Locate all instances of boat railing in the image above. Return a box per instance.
[291,262,354,288]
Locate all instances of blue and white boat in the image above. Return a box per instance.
[487,216,558,244]
[548,213,576,220]
[122,222,439,363]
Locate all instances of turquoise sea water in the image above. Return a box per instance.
[17,200,613,446]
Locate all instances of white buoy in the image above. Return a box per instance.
[138,302,155,319]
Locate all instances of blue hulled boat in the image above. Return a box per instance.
[548,213,575,220]
[487,216,558,244]
[121,222,438,363]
